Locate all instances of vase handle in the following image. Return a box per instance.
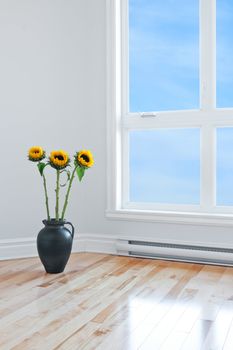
[65,222,74,239]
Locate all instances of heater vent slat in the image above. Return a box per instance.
[128,240,233,254]
[128,251,233,266]
[116,239,233,266]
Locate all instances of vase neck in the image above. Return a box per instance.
[43,219,66,226]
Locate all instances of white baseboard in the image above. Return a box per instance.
[1,233,233,267]
[80,233,117,254]
[0,238,38,260]
[0,233,117,261]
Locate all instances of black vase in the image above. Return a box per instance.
[37,219,74,274]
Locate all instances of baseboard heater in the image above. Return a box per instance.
[116,239,233,266]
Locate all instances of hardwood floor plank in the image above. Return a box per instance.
[0,253,232,350]
[180,319,213,350]
[223,319,233,350]
[91,264,202,350]
[201,301,233,350]
[0,255,117,329]
[81,265,177,350]
[0,258,132,348]
[159,330,188,350]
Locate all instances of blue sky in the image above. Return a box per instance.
[217,0,233,107]
[130,129,200,204]
[129,0,233,205]
[217,128,233,206]
[216,1,233,205]
[129,0,199,112]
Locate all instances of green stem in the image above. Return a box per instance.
[61,167,76,220]
[55,170,60,221]
[42,174,50,220]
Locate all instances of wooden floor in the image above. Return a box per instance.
[1,254,233,350]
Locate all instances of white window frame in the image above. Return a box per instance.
[106,0,233,226]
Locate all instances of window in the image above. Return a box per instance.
[217,128,233,206]
[129,129,200,205]
[217,0,233,107]
[106,0,233,224]
[129,0,199,112]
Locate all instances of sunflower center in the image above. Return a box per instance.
[55,155,64,161]
[80,154,89,162]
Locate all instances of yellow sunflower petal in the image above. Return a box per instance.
[28,146,45,162]
[76,150,94,168]
[49,150,70,169]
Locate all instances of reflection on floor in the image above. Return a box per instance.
[0,253,233,349]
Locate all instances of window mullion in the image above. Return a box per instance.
[200,0,216,212]
[200,0,216,110]
[121,0,129,116]
[122,129,130,207]
[201,125,216,210]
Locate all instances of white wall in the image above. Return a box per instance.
[1,0,233,250]
[0,0,104,239]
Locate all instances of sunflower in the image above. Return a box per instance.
[49,150,70,170]
[28,146,45,162]
[75,150,94,168]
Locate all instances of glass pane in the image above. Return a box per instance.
[129,0,199,112]
[217,0,233,108]
[129,129,200,204]
[217,128,233,205]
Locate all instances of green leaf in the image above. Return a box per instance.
[76,166,85,181]
[37,162,48,176]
